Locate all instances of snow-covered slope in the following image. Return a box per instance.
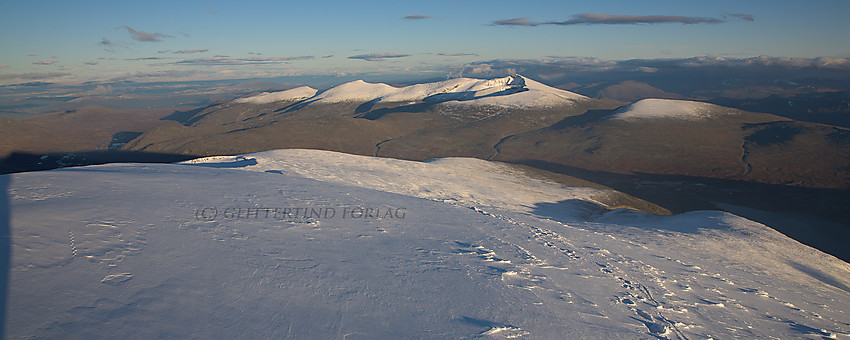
[236,75,587,108]
[447,76,588,108]
[180,150,617,214]
[4,150,849,339]
[309,80,399,103]
[233,86,318,104]
[610,98,741,120]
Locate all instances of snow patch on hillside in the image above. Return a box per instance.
[610,98,740,121]
[233,86,318,104]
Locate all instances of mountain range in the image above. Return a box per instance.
[118,75,849,189]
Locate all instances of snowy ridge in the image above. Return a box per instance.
[309,80,399,103]
[447,76,588,108]
[181,149,613,214]
[610,98,740,120]
[233,86,317,104]
[6,149,850,339]
[235,75,588,108]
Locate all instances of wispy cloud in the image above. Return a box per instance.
[727,13,755,22]
[0,72,70,80]
[492,17,539,26]
[204,6,217,14]
[493,13,728,27]
[126,56,171,61]
[455,56,850,82]
[33,60,58,65]
[404,15,433,20]
[0,65,9,68]
[172,56,314,66]
[84,61,98,65]
[174,49,208,54]
[633,66,659,73]
[99,37,116,52]
[677,56,849,69]
[121,26,174,42]
[439,52,478,57]
[110,70,199,81]
[348,53,411,61]
[549,13,723,25]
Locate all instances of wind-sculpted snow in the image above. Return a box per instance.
[234,75,588,109]
[4,150,849,339]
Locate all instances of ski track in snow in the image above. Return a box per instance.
[5,150,850,339]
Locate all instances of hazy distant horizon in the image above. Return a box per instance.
[2,0,848,87]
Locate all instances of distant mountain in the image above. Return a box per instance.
[123,75,603,160]
[492,98,850,188]
[121,77,850,189]
[232,86,318,104]
[607,98,741,120]
[595,80,686,102]
[235,75,587,108]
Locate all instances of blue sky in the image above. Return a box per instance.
[1,0,848,85]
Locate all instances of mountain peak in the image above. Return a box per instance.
[233,86,317,104]
[610,98,740,121]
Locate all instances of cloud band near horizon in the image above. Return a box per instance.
[172,56,315,66]
[121,26,174,42]
[492,13,746,26]
[348,53,411,61]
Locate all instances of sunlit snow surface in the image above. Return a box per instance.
[610,98,741,120]
[233,86,318,104]
[4,150,849,339]
[233,75,587,108]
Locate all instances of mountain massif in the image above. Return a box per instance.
[122,75,850,189]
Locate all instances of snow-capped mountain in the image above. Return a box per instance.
[233,86,318,104]
[4,149,849,339]
[234,75,588,108]
[609,98,744,121]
